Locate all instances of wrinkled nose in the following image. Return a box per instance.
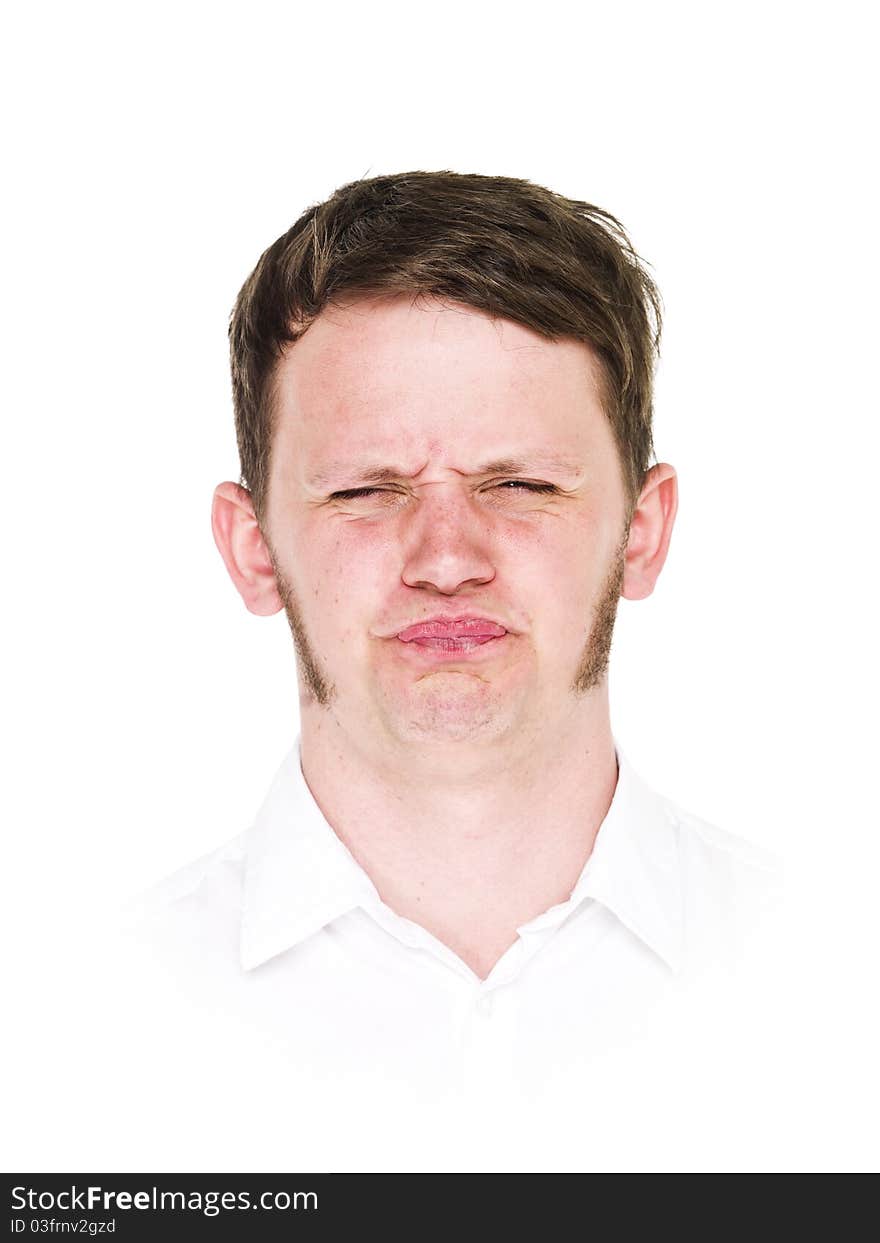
[399,485,497,595]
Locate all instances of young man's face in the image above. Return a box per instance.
[260,293,633,754]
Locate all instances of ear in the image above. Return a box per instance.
[621,463,679,601]
[211,482,284,616]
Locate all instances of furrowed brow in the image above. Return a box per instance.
[308,455,583,489]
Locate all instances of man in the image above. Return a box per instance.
[128,171,779,1112]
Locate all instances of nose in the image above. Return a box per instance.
[399,481,497,595]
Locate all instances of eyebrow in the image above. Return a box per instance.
[307,455,584,489]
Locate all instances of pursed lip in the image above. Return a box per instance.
[396,616,509,642]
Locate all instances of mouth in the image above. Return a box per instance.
[392,616,510,661]
[395,617,508,642]
[394,633,509,661]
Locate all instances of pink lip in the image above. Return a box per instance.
[396,616,508,642]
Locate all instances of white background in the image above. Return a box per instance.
[3,0,877,1171]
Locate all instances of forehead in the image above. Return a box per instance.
[270,293,615,480]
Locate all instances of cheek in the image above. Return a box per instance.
[302,523,392,633]
[498,511,591,574]
[503,516,612,636]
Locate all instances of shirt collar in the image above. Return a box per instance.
[240,735,684,974]
[240,743,378,971]
[574,742,684,973]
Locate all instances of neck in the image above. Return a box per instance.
[298,700,618,980]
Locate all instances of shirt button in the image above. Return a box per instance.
[475,993,494,1019]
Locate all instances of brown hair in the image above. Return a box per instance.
[229,170,662,525]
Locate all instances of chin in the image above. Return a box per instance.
[385,690,522,746]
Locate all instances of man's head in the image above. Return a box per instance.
[228,171,663,529]
[212,172,677,763]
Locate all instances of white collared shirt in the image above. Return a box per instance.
[121,735,782,1115]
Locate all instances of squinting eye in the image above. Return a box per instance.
[330,481,558,501]
[493,481,558,494]
[330,487,388,500]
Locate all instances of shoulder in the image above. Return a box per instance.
[670,800,781,882]
[118,832,249,968]
[663,797,783,969]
